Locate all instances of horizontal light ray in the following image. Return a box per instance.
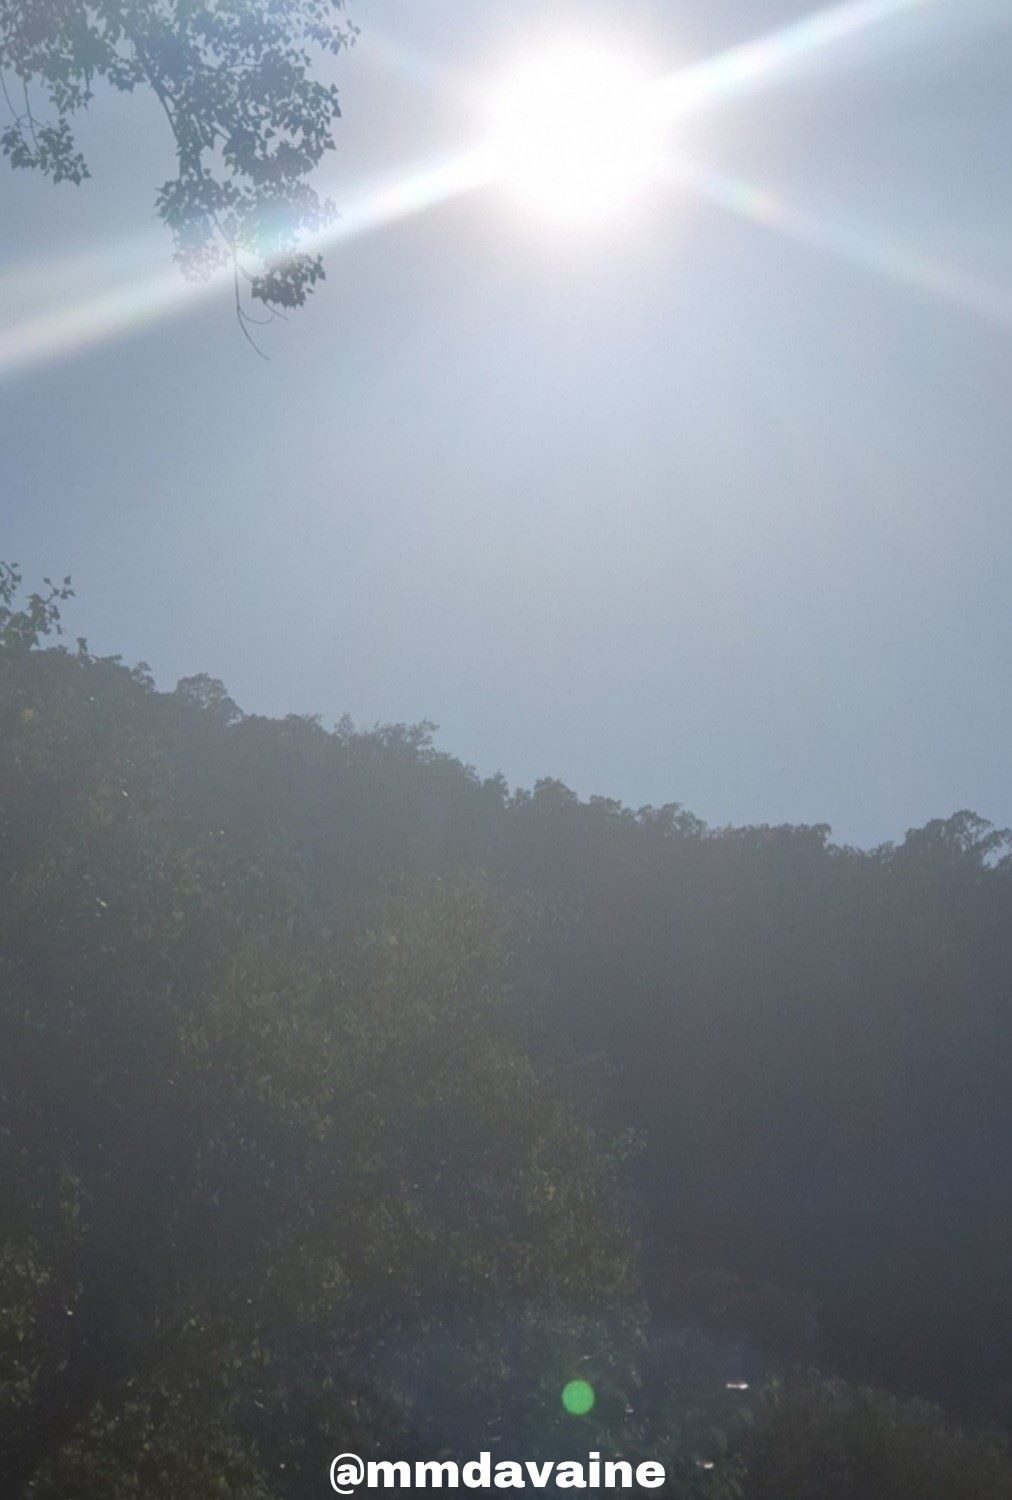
[0,262,208,380]
[0,150,490,380]
[0,229,167,308]
[657,0,936,117]
[309,147,491,249]
[679,162,1012,329]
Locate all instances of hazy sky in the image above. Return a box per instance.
[3,0,1010,847]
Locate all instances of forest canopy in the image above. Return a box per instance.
[1,569,1010,1498]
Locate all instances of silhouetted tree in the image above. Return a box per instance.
[0,0,357,311]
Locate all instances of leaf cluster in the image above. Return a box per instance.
[0,0,358,308]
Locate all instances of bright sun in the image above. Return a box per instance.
[486,45,664,226]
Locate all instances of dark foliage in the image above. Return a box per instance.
[1,571,1010,1496]
[0,1,357,309]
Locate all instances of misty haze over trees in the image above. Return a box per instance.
[2,569,1010,1497]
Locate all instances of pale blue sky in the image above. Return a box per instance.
[2,0,1010,846]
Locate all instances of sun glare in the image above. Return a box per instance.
[486,45,664,226]
[1,0,980,376]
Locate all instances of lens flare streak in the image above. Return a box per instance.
[0,150,491,379]
[658,0,936,117]
[679,162,1012,330]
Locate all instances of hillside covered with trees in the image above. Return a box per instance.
[2,567,1010,1498]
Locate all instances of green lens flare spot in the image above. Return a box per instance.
[561,1379,595,1416]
